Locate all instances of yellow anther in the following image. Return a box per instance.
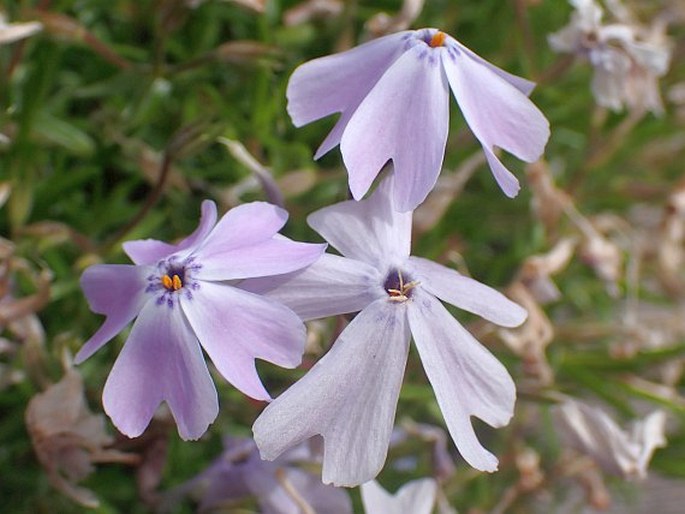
[162,274,173,290]
[161,274,183,291]
[429,31,446,48]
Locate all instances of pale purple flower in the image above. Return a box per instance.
[249,176,526,486]
[287,28,550,211]
[361,478,437,514]
[162,437,352,514]
[76,200,325,440]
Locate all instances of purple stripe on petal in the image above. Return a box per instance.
[253,299,410,487]
[340,48,450,211]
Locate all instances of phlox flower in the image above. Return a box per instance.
[76,200,325,440]
[361,478,437,514]
[287,28,550,211]
[249,176,526,486]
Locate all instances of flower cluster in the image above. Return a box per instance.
[78,19,552,507]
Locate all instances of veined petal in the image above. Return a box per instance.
[307,176,411,268]
[195,237,326,281]
[442,48,549,196]
[123,200,217,265]
[287,31,409,128]
[102,300,218,440]
[76,264,151,363]
[196,202,288,255]
[408,256,527,327]
[408,291,516,472]
[253,300,410,487]
[240,253,382,321]
[181,282,306,401]
[340,47,450,211]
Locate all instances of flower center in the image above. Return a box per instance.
[146,256,201,308]
[429,31,446,48]
[384,269,418,302]
[161,267,185,291]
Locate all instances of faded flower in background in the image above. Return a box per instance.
[0,11,42,45]
[555,398,667,479]
[250,176,526,485]
[361,478,437,514]
[497,238,575,385]
[162,436,352,514]
[0,235,51,390]
[287,27,549,210]
[548,0,671,114]
[185,0,266,12]
[77,200,325,440]
[26,368,136,508]
[283,0,343,27]
[365,0,425,36]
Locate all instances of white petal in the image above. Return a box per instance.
[307,176,411,268]
[394,478,438,514]
[253,300,410,487]
[340,46,450,211]
[360,480,394,511]
[240,253,382,321]
[361,478,437,514]
[286,31,409,127]
[407,291,516,472]
[408,256,527,327]
[633,410,667,477]
[0,21,42,45]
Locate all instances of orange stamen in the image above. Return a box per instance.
[162,274,183,291]
[429,31,446,48]
[162,274,173,290]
